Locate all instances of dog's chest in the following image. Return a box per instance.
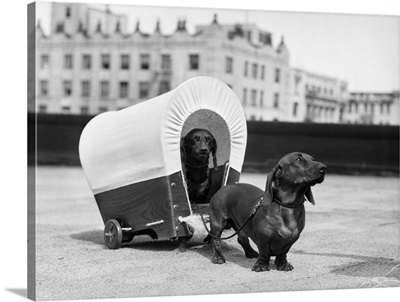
[270,207,304,241]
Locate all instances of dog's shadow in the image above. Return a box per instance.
[191,240,278,271]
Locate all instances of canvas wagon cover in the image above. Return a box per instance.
[79,76,247,195]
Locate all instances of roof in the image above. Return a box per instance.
[79,76,247,194]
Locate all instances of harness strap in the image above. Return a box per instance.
[191,196,264,241]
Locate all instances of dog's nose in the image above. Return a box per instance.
[200,148,209,153]
[319,165,327,174]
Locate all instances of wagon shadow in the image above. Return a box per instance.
[70,229,180,251]
[70,229,104,245]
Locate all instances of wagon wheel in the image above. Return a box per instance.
[104,219,123,249]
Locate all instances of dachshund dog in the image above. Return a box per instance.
[181,128,218,204]
[208,152,327,272]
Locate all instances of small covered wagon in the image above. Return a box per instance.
[79,76,247,249]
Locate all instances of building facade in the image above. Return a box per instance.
[341,91,399,125]
[288,68,349,123]
[33,3,398,125]
[35,2,291,121]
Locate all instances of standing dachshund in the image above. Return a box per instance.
[181,128,218,204]
[208,152,327,272]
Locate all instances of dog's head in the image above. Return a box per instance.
[263,152,327,206]
[181,128,218,169]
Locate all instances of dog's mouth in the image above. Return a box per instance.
[198,151,210,158]
[310,173,325,185]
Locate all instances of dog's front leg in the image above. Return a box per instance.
[251,245,271,272]
[275,254,294,271]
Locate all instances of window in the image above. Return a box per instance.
[64,54,73,69]
[120,54,130,70]
[260,91,264,107]
[81,80,90,97]
[139,82,150,99]
[244,61,248,77]
[259,33,270,45]
[100,81,110,98]
[247,31,252,41]
[140,54,150,70]
[80,106,89,114]
[161,54,172,71]
[82,54,91,69]
[273,93,279,108]
[243,88,247,105]
[65,6,71,18]
[293,102,298,116]
[261,65,265,80]
[61,106,71,114]
[39,80,48,96]
[40,54,49,69]
[99,106,108,113]
[252,63,258,79]
[251,89,257,106]
[159,81,170,94]
[39,105,47,113]
[101,54,111,69]
[63,80,72,96]
[119,81,129,98]
[225,57,233,74]
[189,54,199,70]
[274,68,280,83]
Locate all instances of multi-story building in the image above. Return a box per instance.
[34,3,398,125]
[289,68,348,123]
[34,2,291,120]
[342,91,399,125]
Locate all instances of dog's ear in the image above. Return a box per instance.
[262,164,282,206]
[305,187,315,205]
[180,136,187,164]
[211,135,218,170]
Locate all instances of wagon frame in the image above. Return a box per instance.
[79,77,247,249]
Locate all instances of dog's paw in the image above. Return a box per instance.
[245,250,259,259]
[275,261,294,271]
[211,255,226,264]
[251,263,270,272]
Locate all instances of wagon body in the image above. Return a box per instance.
[79,76,247,246]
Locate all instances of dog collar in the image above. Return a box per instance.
[273,197,305,209]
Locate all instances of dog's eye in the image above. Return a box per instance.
[296,157,303,162]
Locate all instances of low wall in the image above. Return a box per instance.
[28,113,399,175]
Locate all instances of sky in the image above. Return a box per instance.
[35,0,399,93]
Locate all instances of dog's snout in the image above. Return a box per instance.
[319,164,327,174]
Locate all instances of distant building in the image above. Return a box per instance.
[33,2,398,125]
[34,2,291,120]
[342,91,399,125]
[289,68,348,123]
